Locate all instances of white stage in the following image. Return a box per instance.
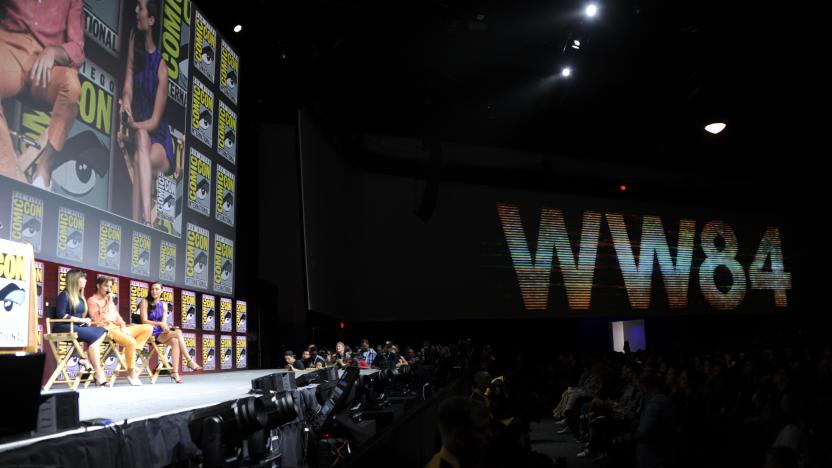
[64,369,281,422]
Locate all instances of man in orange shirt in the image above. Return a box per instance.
[0,0,84,185]
[87,275,153,385]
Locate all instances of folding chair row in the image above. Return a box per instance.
[43,319,175,390]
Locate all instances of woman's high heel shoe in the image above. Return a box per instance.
[186,360,202,371]
[170,372,183,384]
[95,370,111,387]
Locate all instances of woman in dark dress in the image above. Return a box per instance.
[139,281,201,383]
[53,269,108,386]
[119,0,174,225]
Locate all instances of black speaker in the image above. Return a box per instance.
[252,372,297,393]
[296,367,338,387]
[37,390,79,434]
[1,353,44,437]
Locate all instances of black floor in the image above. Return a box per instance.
[530,417,597,468]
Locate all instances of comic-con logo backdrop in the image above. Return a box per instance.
[0,0,239,296]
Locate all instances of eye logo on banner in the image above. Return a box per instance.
[162,0,192,108]
[35,261,43,318]
[131,232,152,277]
[215,164,235,227]
[181,290,196,329]
[235,299,246,334]
[129,280,149,316]
[160,240,177,282]
[219,40,239,105]
[202,335,216,371]
[185,223,210,289]
[183,332,197,372]
[220,334,232,370]
[217,101,237,165]
[193,10,217,82]
[187,148,212,217]
[56,207,85,261]
[9,191,44,253]
[219,297,232,332]
[98,221,122,270]
[5,59,112,211]
[63,348,84,380]
[0,239,33,348]
[202,294,216,331]
[59,60,113,206]
[162,286,175,328]
[101,344,121,377]
[191,78,214,148]
[213,235,233,295]
[236,336,247,369]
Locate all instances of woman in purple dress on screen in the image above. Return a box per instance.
[118,0,175,226]
[139,281,201,383]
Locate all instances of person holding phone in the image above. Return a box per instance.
[87,275,153,386]
[139,280,201,383]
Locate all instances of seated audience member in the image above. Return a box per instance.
[471,370,492,406]
[764,446,799,468]
[552,360,601,421]
[404,346,418,365]
[333,341,350,367]
[87,275,153,386]
[356,338,377,368]
[425,397,491,468]
[284,350,305,371]
[633,372,677,468]
[373,342,407,370]
[419,341,434,365]
[308,345,326,369]
[320,348,334,366]
[301,349,312,368]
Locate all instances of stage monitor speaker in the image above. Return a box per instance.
[296,367,338,387]
[252,372,297,393]
[37,391,79,435]
[1,353,45,438]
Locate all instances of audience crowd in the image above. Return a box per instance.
[285,336,832,467]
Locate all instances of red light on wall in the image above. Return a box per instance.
[619,185,627,192]
[340,321,345,329]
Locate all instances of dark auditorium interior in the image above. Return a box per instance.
[0,0,827,467]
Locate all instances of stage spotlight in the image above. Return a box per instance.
[244,392,298,465]
[704,122,726,134]
[189,396,268,446]
[585,4,598,17]
[571,39,581,50]
[561,67,572,77]
[261,391,298,429]
[189,393,298,467]
[233,24,242,33]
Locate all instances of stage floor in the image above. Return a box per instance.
[53,369,281,422]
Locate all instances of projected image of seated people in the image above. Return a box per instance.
[118,0,175,226]
[0,0,84,186]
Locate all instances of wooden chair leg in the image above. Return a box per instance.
[44,340,73,391]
